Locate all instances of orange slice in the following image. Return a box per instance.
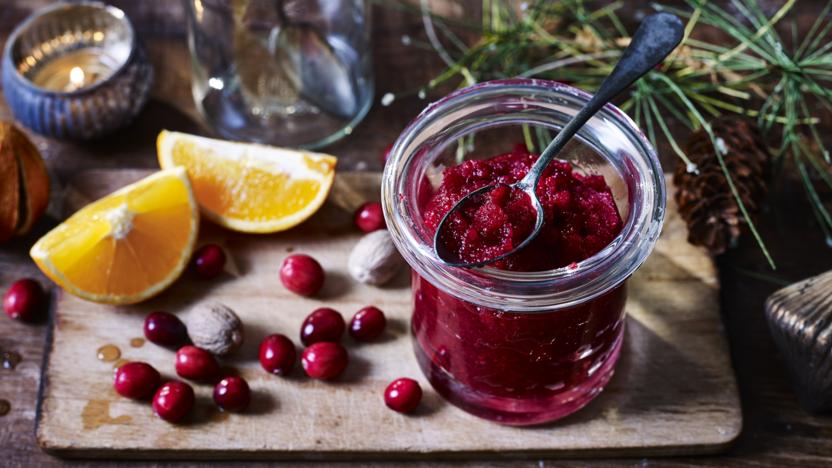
[157,130,337,233]
[30,168,198,305]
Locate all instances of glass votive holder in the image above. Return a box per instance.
[2,2,153,140]
[184,0,374,149]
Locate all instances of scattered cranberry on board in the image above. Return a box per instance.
[259,334,296,375]
[153,381,195,423]
[3,278,43,322]
[349,306,386,342]
[213,376,251,412]
[192,244,226,279]
[175,345,219,382]
[384,378,422,413]
[353,202,385,233]
[279,254,324,296]
[300,307,345,345]
[301,342,348,380]
[113,362,161,400]
[144,311,188,347]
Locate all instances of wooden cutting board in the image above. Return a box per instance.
[35,170,741,460]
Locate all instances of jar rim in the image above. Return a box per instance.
[382,78,665,313]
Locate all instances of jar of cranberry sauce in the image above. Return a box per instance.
[382,79,665,425]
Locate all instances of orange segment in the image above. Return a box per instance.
[156,130,336,233]
[30,168,198,305]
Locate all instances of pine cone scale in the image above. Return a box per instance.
[673,117,770,254]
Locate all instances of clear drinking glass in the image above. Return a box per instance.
[382,79,666,425]
[184,0,373,148]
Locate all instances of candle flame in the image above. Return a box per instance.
[194,0,204,21]
[69,67,85,87]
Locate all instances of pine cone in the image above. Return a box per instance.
[673,117,769,254]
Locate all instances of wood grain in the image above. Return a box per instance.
[35,170,740,460]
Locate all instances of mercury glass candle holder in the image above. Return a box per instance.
[2,2,153,140]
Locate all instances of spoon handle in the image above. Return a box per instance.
[519,12,684,189]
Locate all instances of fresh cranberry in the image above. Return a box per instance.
[3,278,43,322]
[193,244,226,279]
[175,345,219,381]
[384,378,422,413]
[381,143,393,165]
[143,311,188,347]
[349,306,386,342]
[153,381,195,423]
[259,334,296,375]
[213,376,251,412]
[113,361,161,400]
[300,307,345,345]
[353,202,385,232]
[301,342,348,380]
[279,254,324,296]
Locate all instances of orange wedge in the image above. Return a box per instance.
[157,130,337,233]
[30,168,198,305]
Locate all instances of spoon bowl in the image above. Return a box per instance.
[433,182,545,268]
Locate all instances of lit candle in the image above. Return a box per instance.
[30,48,121,92]
[3,2,151,139]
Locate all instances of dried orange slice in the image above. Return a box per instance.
[156,130,336,233]
[30,168,198,305]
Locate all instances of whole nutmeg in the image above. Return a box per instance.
[182,302,243,356]
[0,122,50,244]
[347,230,404,286]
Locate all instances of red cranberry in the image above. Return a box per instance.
[153,381,195,423]
[3,278,43,322]
[113,361,161,400]
[193,244,226,279]
[280,254,324,296]
[381,143,393,165]
[175,345,219,382]
[349,306,386,342]
[259,334,296,375]
[301,342,348,380]
[300,307,345,345]
[384,378,422,413]
[144,311,188,347]
[353,202,385,232]
[213,376,251,412]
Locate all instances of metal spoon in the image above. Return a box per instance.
[434,12,684,268]
[268,0,358,119]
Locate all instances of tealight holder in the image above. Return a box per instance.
[2,2,153,140]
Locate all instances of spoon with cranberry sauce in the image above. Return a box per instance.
[434,12,684,268]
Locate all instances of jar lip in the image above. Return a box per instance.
[382,78,665,313]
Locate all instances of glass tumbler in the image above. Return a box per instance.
[382,79,666,425]
[184,0,373,148]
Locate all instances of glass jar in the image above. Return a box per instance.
[184,0,373,149]
[382,79,665,425]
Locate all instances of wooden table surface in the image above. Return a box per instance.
[1,1,831,466]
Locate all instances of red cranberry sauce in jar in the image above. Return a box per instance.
[413,145,626,425]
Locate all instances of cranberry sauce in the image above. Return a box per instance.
[412,276,626,424]
[423,145,623,270]
[414,145,626,425]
